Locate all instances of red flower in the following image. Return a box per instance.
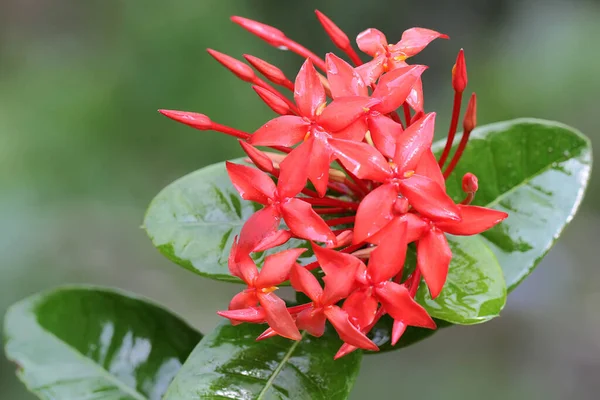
[290,246,379,351]
[352,113,460,243]
[218,241,305,340]
[355,27,447,111]
[226,160,336,250]
[159,10,509,357]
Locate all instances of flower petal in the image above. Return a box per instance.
[343,289,378,329]
[226,162,276,204]
[391,321,407,346]
[324,306,379,351]
[250,115,310,147]
[306,135,334,197]
[325,53,368,98]
[258,292,302,340]
[237,205,282,253]
[415,149,445,190]
[281,198,336,245]
[232,252,259,285]
[353,183,397,244]
[334,117,368,142]
[294,59,326,118]
[251,229,292,253]
[356,28,388,57]
[393,27,449,58]
[217,307,266,323]
[334,343,359,359]
[367,213,428,245]
[375,281,436,328]
[317,96,372,132]
[367,112,403,159]
[255,248,306,288]
[399,175,461,222]
[435,205,508,236]
[368,219,408,283]
[406,77,424,113]
[417,227,452,299]
[393,112,436,173]
[371,65,427,114]
[296,307,326,337]
[331,138,392,182]
[290,264,323,301]
[355,56,386,86]
[278,140,312,199]
[312,243,363,304]
[229,290,259,310]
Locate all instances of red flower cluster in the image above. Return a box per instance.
[159,11,508,358]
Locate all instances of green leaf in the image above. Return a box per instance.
[367,119,592,352]
[439,119,592,290]
[3,286,202,400]
[143,159,315,283]
[163,322,362,400]
[415,236,506,324]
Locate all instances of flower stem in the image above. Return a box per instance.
[438,91,463,167]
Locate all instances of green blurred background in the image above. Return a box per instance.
[1,0,599,399]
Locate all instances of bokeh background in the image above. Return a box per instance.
[1,0,599,399]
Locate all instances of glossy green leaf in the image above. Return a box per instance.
[367,119,592,352]
[415,235,506,324]
[163,322,362,400]
[3,286,202,400]
[143,159,315,283]
[439,119,592,290]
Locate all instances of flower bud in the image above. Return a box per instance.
[244,54,289,85]
[315,10,351,51]
[462,172,479,193]
[451,49,467,93]
[463,92,477,133]
[158,110,212,130]
[239,141,275,173]
[252,86,291,115]
[231,16,286,47]
[207,49,255,82]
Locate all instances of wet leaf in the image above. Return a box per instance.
[163,322,361,400]
[3,286,202,400]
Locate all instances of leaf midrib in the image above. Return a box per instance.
[255,331,307,400]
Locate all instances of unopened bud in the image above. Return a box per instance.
[207,49,255,82]
[158,109,212,130]
[451,49,467,93]
[462,172,479,193]
[244,54,288,85]
[239,140,275,173]
[315,10,351,51]
[252,86,291,115]
[230,16,286,47]
[463,92,477,132]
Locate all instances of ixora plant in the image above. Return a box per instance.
[4,10,592,400]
